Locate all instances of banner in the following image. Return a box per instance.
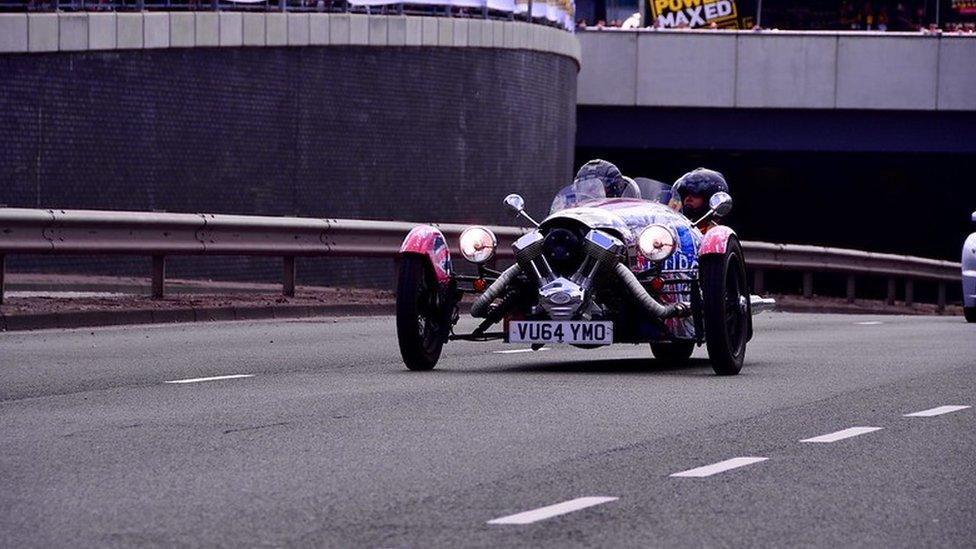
[953,0,976,15]
[645,0,754,29]
[487,0,517,11]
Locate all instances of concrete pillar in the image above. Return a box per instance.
[0,254,5,305]
[905,280,914,307]
[937,282,946,312]
[886,278,896,306]
[753,269,764,295]
[151,255,165,299]
[283,256,296,297]
[802,272,813,299]
[846,274,856,303]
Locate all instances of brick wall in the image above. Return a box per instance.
[0,46,577,287]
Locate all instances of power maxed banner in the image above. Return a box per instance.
[646,0,755,29]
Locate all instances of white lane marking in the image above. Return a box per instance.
[164,374,255,384]
[800,426,882,443]
[494,348,551,354]
[487,497,618,525]
[670,457,768,478]
[855,321,883,325]
[904,405,971,417]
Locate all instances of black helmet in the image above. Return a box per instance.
[574,159,628,198]
[672,168,729,220]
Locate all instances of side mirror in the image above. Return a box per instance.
[710,192,733,217]
[503,193,540,228]
[971,210,975,223]
[504,194,525,217]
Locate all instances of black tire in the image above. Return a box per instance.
[650,341,695,364]
[700,238,750,375]
[395,255,445,371]
[965,307,976,323]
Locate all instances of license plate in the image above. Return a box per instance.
[508,321,613,344]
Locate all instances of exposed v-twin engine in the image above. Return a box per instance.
[512,229,623,320]
[471,228,689,321]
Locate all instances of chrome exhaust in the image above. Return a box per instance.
[611,262,689,319]
[471,263,522,318]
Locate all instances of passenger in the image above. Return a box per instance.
[669,167,730,233]
[573,159,641,199]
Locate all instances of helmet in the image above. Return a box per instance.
[671,168,729,220]
[573,159,628,198]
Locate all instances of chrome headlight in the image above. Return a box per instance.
[459,226,497,264]
[638,225,677,262]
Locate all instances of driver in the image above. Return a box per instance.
[669,167,730,233]
[573,159,640,199]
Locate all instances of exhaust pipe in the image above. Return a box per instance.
[611,263,689,319]
[471,264,522,318]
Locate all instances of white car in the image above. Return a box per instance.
[964,210,976,323]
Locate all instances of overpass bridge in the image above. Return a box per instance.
[576,30,976,153]
[574,29,976,269]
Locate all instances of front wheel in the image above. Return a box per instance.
[396,255,445,371]
[650,341,695,364]
[700,238,750,375]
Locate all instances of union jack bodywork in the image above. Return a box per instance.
[699,225,736,256]
[398,225,453,283]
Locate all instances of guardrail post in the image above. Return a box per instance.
[802,272,813,299]
[0,254,5,305]
[283,256,296,297]
[937,282,946,312]
[151,255,165,299]
[753,269,764,294]
[886,278,896,306]
[846,274,856,303]
[905,280,914,307]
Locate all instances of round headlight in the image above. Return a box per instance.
[459,226,497,264]
[638,225,676,262]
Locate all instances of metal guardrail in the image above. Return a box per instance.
[0,208,530,301]
[0,208,961,309]
[745,241,959,309]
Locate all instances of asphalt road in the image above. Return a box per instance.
[1,313,974,548]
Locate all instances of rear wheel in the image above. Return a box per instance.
[700,238,750,375]
[650,341,695,364]
[396,255,445,371]
[965,307,976,323]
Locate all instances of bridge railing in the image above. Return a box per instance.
[0,208,961,310]
[1,0,574,30]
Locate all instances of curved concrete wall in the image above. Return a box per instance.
[0,12,581,62]
[0,14,580,287]
[578,30,976,111]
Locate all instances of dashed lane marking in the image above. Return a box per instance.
[904,405,971,417]
[487,497,618,525]
[493,348,551,354]
[800,426,883,443]
[670,457,768,478]
[855,321,884,325]
[164,374,255,384]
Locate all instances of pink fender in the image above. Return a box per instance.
[699,225,736,256]
[397,225,453,283]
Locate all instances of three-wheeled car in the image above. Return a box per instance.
[394,177,772,375]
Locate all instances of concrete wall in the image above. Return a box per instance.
[578,30,976,111]
[0,16,579,287]
[0,12,581,64]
